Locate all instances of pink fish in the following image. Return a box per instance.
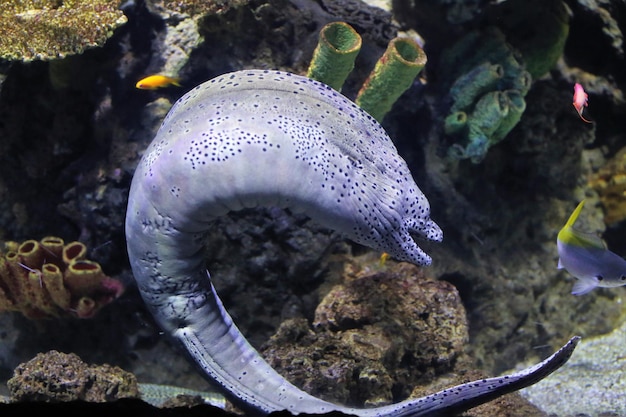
[573,83,592,123]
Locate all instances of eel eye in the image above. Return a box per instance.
[596,275,604,281]
[621,275,626,281]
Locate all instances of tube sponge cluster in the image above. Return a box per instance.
[0,237,123,319]
[307,21,426,122]
[440,27,532,163]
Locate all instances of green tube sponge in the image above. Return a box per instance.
[306,22,362,92]
[355,37,427,121]
[468,91,509,137]
[444,111,468,135]
[509,70,532,96]
[449,63,504,113]
[440,26,533,163]
[439,30,482,75]
[449,133,489,163]
[449,91,510,163]
[489,0,570,78]
[492,90,526,142]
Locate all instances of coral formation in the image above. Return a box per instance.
[307,21,362,92]
[7,350,138,402]
[486,0,570,79]
[393,0,569,79]
[0,0,127,62]
[589,146,626,226]
[393,0,569,162]
[440,27,532,163]
[262,261,468,406]
[0,237,123,319]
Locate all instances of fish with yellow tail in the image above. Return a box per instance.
[557,200,626,295]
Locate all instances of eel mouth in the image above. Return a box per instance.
[423,218,443,243]
[403,218,443,266]
[408,217,443,243]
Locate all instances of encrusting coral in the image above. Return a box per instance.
[0,237,123,319]
[0,0,127,62]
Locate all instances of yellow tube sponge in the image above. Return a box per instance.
[42,264,71,311]
[0,237,124,319]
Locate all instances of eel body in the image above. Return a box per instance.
[125,70,578,415]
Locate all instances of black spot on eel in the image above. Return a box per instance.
[125,70,579,416]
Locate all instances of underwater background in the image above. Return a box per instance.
[0,0,625,415]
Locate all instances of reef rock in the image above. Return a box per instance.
[7,350,138,402]
[589,145,626,226]
[261,261,469,406]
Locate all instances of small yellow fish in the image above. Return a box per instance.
[379,252,390,267]
[135,75,181,90]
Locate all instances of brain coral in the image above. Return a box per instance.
[0,0,127,62]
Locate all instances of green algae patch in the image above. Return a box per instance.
[0,0,127,62]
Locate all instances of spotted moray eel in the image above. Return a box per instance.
[125,70,579,416]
